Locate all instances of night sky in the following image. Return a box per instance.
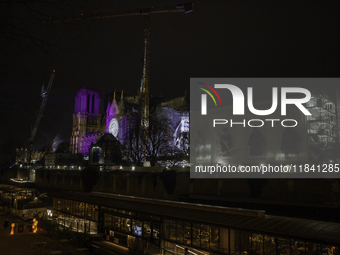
[0,0,339,150]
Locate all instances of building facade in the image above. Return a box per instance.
[70,88,103,156]
[70,87,189,159]
[50,191,340,255]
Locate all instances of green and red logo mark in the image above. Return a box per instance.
[197,82,222,115]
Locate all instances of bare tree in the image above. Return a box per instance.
[142,113,173,167]
[124,113,174,167]
[163,131,189,168]
[124,121,144,166]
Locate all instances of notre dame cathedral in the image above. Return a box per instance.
[70,87,189,158]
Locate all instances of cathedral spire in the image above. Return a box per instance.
[113,90,116,102]
[119,90,125,115]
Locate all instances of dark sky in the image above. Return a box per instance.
[0,0,339,149]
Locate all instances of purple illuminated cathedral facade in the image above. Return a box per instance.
[70,87,189,157]
[70,88,104,155]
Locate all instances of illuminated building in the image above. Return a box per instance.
[15,148,44,165]
[44,153,84,168]
[70,88,103,156]
[50,190,340,254]
[0,184,49,219]
[70,87,189,159]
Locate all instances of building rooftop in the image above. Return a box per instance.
[49,191,340,245]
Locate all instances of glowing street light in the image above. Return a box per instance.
[10,223,15,235]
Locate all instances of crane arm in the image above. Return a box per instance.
[46,3,193,161]
[29,70,55,144]
[48,3,193,23]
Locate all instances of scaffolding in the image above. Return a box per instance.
[306,94,337,162]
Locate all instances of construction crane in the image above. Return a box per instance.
[49,3,193,142]
[28,70,55,176]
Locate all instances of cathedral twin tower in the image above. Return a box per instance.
[70,88,129,156]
